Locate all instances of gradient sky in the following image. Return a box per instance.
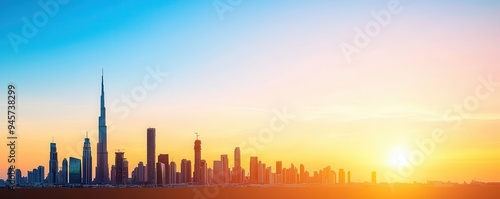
[1,0,500,182]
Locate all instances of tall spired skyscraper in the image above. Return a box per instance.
[193,133,202,184]
[82,132,92,184]
[95,71,109,184]
[48,142,58,184]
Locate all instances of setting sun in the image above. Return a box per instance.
[388,147,410,168]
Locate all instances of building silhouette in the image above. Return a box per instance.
[372,171,377,184]
[339,169,345,184]
[15,169,22,186]
[180,159,191,183]
[276,161,283,184]
[82,132,92,184]
[201,159,208,185]
[69,157,82,184]
[300,164,305,184]
[221,155,229,183]
[193,135,202,185]
[96,71,110,184]
[157,154,169,186]
[169,161,177,184]
[232,147,242,183]
[110,165,116,184]
[250,157,258,184]
[213,160,223,184]
[147,128,156,185]
[61,158,68,185]
[138,162,145,183]
[37,166,45,185]
[115,152,125,185]
[48,142,58,184]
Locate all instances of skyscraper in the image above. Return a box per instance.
[193,135,202,184]
[180,159,192,183]
[371,171,377,184]
[339,169,345,184]
[250,157,258,184]
[221,155,229,183]
[169,161,177,184]
[137,162,145,183]
[48,142,58,184]
[37,166,45,185]
[82,132,92,184]
[232,147,241,183]
[69,157,82,184]
[123,158,129,184]
[213,160,223,184]
[15,169,22,186]
[61,159,68,185]
[276,161,282,184]
[115,152,125,185]
[300,164,305,184]
[147,128,156,184]
[96,71,109,184]
[157,154,169,185]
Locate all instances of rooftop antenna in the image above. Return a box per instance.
[195,132,199,140]
[86,131,88,138]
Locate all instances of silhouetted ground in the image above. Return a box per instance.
[2,184,500,199]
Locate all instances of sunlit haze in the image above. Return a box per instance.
[1,0,500,185]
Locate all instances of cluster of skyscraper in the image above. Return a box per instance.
[11,72,378,187]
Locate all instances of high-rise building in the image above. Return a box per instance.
[61,159,68,185]
[276,161,282,184]
[213,160,223,184]
[37,165,45,184]
[339,169,345,184]
[371,171,377,184]
[250,157,258,184]
[258,161,264,184]
[157,154,169,185]
[137,162,145,183]
[232,147,242,183]
[82,132,92,184]
[15,169,22,186]
[96,71,110,184]
[115,152,125,185]
[48,142,58,184]
[201,160,207,185]
[156,162,166,186]
[193,135,202,185]
[110,165,116,184]
[147,128,156,184]
[185,160,192,183]
[347,171,351,184]
[123,158,129,184]
[221,155,229,183]
[69,157,82,184]
[169,161,177,184]
[300,164,305,184]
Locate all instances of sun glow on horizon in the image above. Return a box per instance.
[388,147,410,169]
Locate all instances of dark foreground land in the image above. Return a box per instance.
[2,184,500,199]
